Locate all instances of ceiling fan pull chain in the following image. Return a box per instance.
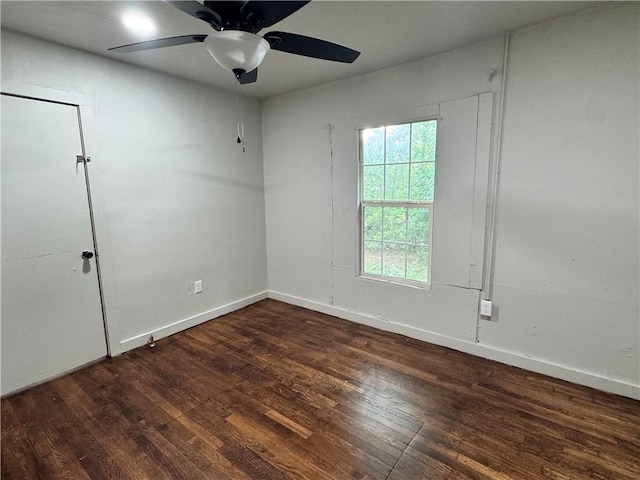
[234,79,246,153]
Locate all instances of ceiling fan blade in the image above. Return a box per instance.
[263,31,360,63]
[238,68,258,85]
[108,34,208,53]
[240,1,310,29]
[166,1,222,29]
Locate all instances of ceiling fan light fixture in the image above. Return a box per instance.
[204,31,270,74]
[121,12,157,37]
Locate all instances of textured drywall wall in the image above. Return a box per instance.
[483,3,639,390]
[1,30,268,355]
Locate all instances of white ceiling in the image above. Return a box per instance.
[1,1,600,99]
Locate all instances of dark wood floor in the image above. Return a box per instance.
[2,299,639,479]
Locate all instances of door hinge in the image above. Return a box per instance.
[76,155,91,164]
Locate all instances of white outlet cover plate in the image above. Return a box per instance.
[480,300,492,316]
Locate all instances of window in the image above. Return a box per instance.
[359,119,437,286]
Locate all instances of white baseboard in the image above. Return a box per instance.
[268,290,640,400]
[119,291,268,352]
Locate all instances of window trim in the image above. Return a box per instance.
[357,117,438,289]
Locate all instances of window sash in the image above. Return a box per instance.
[361,200,432,208]
[359,201,433,287]
[358,118,437,288]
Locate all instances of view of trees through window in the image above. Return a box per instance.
[360,119,436,285]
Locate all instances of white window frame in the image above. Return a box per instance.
[358,117,437,288]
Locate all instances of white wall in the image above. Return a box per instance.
[262,3,639,399]
[484,4,639,389]
[263,35,506,359]
[1,31,268,355]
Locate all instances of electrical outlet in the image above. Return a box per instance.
[480,299,493,317]
[189,280,203,295]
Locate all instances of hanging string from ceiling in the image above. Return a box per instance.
[234,79,246,153]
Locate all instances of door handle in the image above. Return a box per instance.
[81,250,94,260]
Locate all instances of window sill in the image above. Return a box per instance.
[356,273,432,291]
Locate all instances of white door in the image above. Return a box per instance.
[1,94,108,395]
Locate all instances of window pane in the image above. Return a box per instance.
[384,163,409,200]
[407,245,429,283]
[359,119,437,287]
[407,207,430,245]
[363,206,382,241]
[363,241,382,275]
[363,165,384,200]
[385,123,410,164]
[383,207,407,242]
[409,162,435,202]
[362,127,385,165]
[382,243,406,278]
[411,120,437,162]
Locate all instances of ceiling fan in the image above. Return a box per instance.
[109,0,361,84]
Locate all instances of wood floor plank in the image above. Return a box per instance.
[225,413,335,480]
[265,409,313,439]
[386,447,452,480]
[2,299,639,479]
[186,401,297,480]
[1,401,49,480]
